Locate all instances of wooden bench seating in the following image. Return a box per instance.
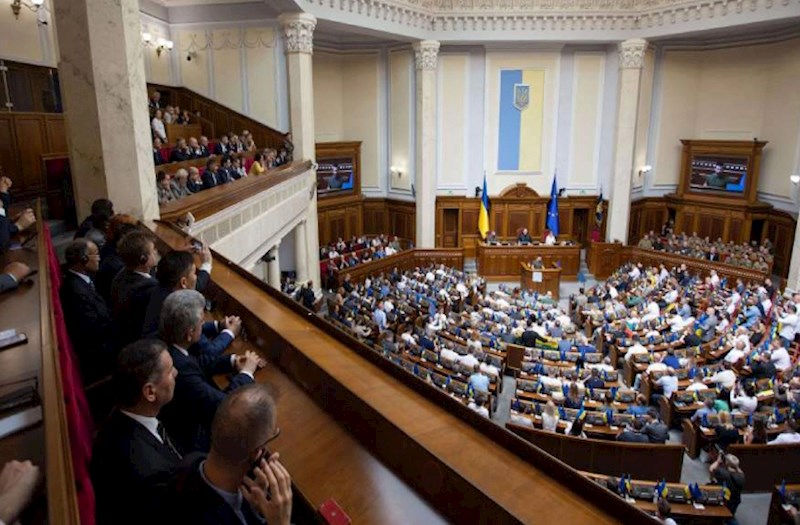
[729,443,800,492]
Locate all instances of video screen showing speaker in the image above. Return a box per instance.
[688,156,748,194]
[317,158,354,197]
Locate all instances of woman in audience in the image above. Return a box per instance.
[249,152,266,177]
[243,135,257,152]
[151,109,167,142]
[744,417,768,445]
[564,381,583,409]
[541,400,559,432]
[565,417,586,439]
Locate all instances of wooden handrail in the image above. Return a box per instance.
[158,160,312,223]
[36,200,81,525]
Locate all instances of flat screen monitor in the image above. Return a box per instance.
[689,155,748,195]
[317,157,354,197]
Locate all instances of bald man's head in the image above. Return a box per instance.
[210,384,277,466]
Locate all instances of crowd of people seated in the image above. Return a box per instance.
[50,197,294,524]
[320,235,408,290]
[636,227,773,271]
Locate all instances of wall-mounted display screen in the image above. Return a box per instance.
[688,155,748,194]
[317,158,355,197]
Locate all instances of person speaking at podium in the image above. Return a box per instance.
[517,228,532,244]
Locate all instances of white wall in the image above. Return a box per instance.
[312,51,384,195]
[650,37,800,204]
[0,0,57,67]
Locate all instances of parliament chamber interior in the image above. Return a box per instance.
[1,0,800,524]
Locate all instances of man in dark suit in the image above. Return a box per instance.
[217,156,234,185]
[60,239,114,383]
[202,158,223,190]
[187,167,204,194]
[198,136,211,157]
[109,231,159,350]
[214,135,231,155]
[158,290,259,453]
[616,419,649,443]
[169,138,192,163]
[153,137,165,166]
[643,408,669,444]
[0,196,35,254]
[168,384,292,525]
[91,339,181,525]
[0,262,30,294]
[141,249,241,369]
[707,247,720,262]
[585,368,605,390]
[520,320,546,348]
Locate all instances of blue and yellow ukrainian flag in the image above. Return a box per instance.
[497,69,545,171]
[478,174,491,239]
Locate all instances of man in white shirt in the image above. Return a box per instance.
[458,350,480,370]
[655,368,679,399]
[769,418,800,445]
[770,344,792,372]
[467,398,490,418]
[624,337,649,362]
[724,339,746,365]
[706,361,737,391]
[777,303,799,348]
[686,375,709,391]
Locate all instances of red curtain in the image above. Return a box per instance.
[43,223,96,525]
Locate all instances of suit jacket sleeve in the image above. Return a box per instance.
[0,273,18,294]
[195,269,210,293]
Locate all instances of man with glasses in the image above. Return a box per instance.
[170,383,292,525]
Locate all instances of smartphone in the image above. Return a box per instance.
[191,240,203,252]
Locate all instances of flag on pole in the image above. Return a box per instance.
[479,172,491,239]
[546,172,560,236]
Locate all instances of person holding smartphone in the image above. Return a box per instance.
[168,383,292,525]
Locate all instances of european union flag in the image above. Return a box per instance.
[546,173,560,236]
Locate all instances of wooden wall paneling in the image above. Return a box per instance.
[178,92,194,113]
[508,206,530,237]
[213,107,230,136]
[531,210,544,238]
[462,208,478,237]
[15,115,47,193]
[44,116,67,153]
[0,115,18,181]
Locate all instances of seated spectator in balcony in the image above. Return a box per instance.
[186,137,202,159]
[283,132,294,161]
[158,290,259,453]
[151,110,167,142]
[265,149,278,169]
[177,109,191,125]
[169,169,191,199]
[230,157,247,180]
[187,167,204,193]
[170,138,192,163]
[157,171,177,205]
[61,239,113,383]
[198,136,211,157]
[91,339,181,525]
[96,215,138,302]
[153,137,166,166]
[215,135,231,156]
[218,156,235,183]
[149,91,161,111]
[163,105,174,124]
[243,135,256,152]
[167,384,292,525]
[75,197,114,248]
[248,153,266,177]
[110,230,160,349]
[229,134,244,154]
[202,158,224,190]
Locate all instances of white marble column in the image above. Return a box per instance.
[304,191,322,289]
[294,219,308,283]
[279,13,316,162]
[267,244,281,289]
[413,40,440,248]
[606,38,648,244]
[53,0,158,221]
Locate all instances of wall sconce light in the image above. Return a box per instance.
[142,33,174,57]
[791,174,800,185]
[638,165,652,177]
[390,166,403,178]
[11,0,44,19]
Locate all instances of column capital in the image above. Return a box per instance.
[618,38,647,69]
[413,40,440,70]
[278,13,316,54]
